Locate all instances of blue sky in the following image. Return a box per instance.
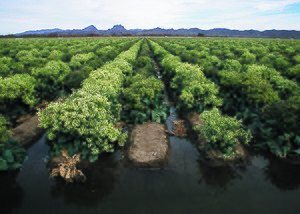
[0,0,299,34]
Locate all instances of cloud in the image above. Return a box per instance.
[255,0,300,11]
[0,0,299,34]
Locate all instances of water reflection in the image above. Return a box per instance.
[0,171,24,214]
[50,153,120,207]
[197,159,243,190]
[264,157,300,191]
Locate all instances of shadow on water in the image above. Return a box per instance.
[50,152,120,207]
[263,156,300,191]
[197,159,243,190]
[0,171,24,214]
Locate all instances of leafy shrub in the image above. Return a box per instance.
[39,91,127,161]
[32,60,71,87]
[48,50,64,60]
[171,63,222,112]
[32,60,71,99]
[0,116,27,171]
[219,67,280,106]
[261,95,300,158]
[0,57,13,76]
[0,74,38,120]
[275,57,291,71]
[0,139,27,171]
[122,41,167,124]
[239,51,256,64]
[222,59,242,72]
[0,115,12,151]
[150,40,222,113]
[134,56,152,68]
[287,65,300,82]
[194,107,251,159]
[39,40,142,162]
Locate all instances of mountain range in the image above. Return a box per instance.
[15,24,300,38]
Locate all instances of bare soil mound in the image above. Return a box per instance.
[12,115,45,148]
[127,122,169,168]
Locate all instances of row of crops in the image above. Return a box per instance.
[1,37,300,171]
[0,37,170,170]
[0,38,139,170]
[0,38,138,123]
[150,38,300,159]
[148,40,251,160]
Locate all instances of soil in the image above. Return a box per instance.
[126,122,170,168]
[12,115,45,148]
[186,112,249,166]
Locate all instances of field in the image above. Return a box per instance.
[1,37,300,170]
[1,36,300,213]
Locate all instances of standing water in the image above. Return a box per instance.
[1,105,300,214]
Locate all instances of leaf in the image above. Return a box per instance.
[89,155,98,163]
[295,136,300,146]
[3,150,14,163]
[58,136,67,144]
[293,148,300,155]
[74,139,81,147]
[0,158,8,171]
[10,163,22,170]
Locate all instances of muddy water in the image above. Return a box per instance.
[1,107,300,214]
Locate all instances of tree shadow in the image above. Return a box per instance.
[197,158,244,190]
[0,170,24,214]
[264,157,300,191]
[50,152,120,207]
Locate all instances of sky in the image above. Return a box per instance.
[0,0,300,34]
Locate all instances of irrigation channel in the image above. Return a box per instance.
[1,44,300,214]
[2,90,300,214]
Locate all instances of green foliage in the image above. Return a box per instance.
[39,91,126,160]
[0,117,26,171]
[194,107,252,159]
[0,57,14,76]
[0,74,37,107]
[222,59,242,72]
[69,52,96,69]
[32,60,71,86]
[32,60,71,99]
[0,115,12,151]
[150,40,222,113]
[275,57,291,71]
[171,63,223,112]
[48,50,64,60]
[123,75,163,111]
[219,66,280,106]
[39,40,142,161]
[287,65,300,82]
[150,37,300,161]
[122,40,167,124]
[0,138,27,171]
[239,51,256,64]
[134,56,152,68]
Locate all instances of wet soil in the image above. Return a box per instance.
[127,122,170,168]
[12,115,45,148]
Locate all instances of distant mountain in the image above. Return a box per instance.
[16,28,64,36]
[14,25,300,38]
[82,25,98,33]
[106,25,129,35]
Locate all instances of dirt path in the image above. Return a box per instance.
[12,115,45,148]
[127,123,169,168]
